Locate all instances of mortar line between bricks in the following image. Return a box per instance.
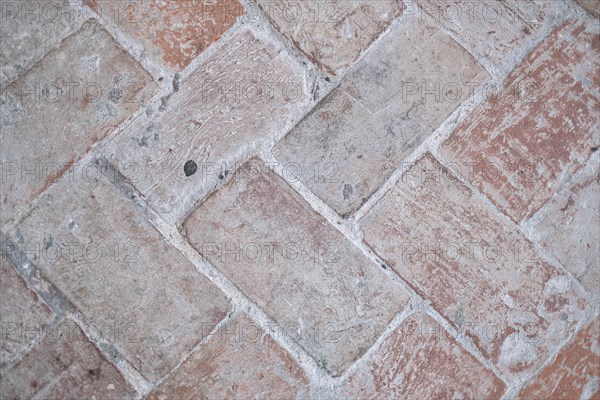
[430,147,596,318]
[143,309,238,396]
[257,151,508,386]
[92,158,341,390]
[428,150,599,394]
[0,237,150,397]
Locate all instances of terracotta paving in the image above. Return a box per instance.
[1,0,598,399]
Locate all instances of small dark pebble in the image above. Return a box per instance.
[218,174,224,180]
[184,160,197,177]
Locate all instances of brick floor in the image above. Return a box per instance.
[1,0,598,398]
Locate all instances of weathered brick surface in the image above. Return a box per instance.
[528,155,600,297]
[576,0,600,19]
[0,19,157,224]
[274,16,488,216]
[149,313,310,400]
[0,252,54,364]
[0,0,84,85]
[340,312,506,399]
[0,319,136,399]
[182,158,409,376]
[518,320,600,400]
[256,0,403,75]
[14,166,229,382]
[88,0,244,71]
[360,153,587,379]
[101,27,311,224]
[413,0,567,72]
[441,19,600,222]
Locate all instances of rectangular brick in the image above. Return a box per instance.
[412,0,569,73]
[0,19,157,224]
[360,153,588,379]
[528,154,599,296]
[13,164,229,382]
[0,0,85,85]
[0,319,135,399]
[518,320,600,399]
[441,19,600,222]
[149,313,309,400]
[256,0,403,74]
[87,0,244,71]
[1,252,54,364]
[340,312,506,399]
[182,158,409,376]
[101,27,311,224]
[273,16,488,216]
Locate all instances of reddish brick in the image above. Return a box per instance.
[0,0,85,85]
[256,0,403,74]
[441,19,600,222]
[182,158,409,376]
[88,0,244,71]
[0,19,157,224]
[341,313,506,399]
[519,320,600,399]
[0,319,135,399]
[360,153,588,379]
[149,313,310,400]
[101,27,311,224]
[0,252,54,364]
[576,0,600,19]
[413,0,568,72]
[14,165,229,382]
[528,155,599,296]
[273,16,488,216]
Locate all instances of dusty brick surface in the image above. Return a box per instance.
[101,27,311,224]
[528,155,600,297]
[182,159,409,376]
[0,253,54,364]
[0,319,135,399]
[0,0,85,85]
[413,0,567,72]
[274,16,488,216]
[360,153,588,379]
[13,167,229,382]
[340,312,506,399]
[576,0,600,19]
[256,0,403,75]
[518,320,600,399]
[88,0,243,71]
[441,19,600,223]
[149,313,310,400]
[0,19,157,224]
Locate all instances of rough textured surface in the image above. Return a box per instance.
[0,319,135,399]
[361,153,588,380]
[0,20,157,224]
[149,313,310,400]
[14,167,229,382]
[87,0,244,71]
[519,319,600,399]
[274,16,488,216]
[0,0,85,85]
[528,154,600,297]
[576,0,600,19]
[101,27,311,224]
[441,19,600,222]
[0,253,54,364]
[341,313,506,399]
[182,158,409,376]
[256,0,403,74]
[414,0,568,73]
